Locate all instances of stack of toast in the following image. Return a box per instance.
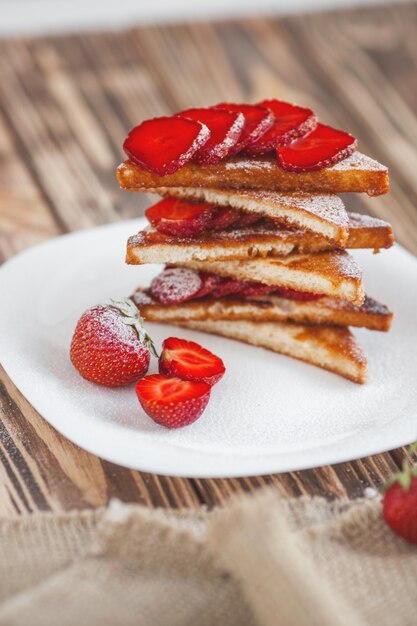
[117,104,394,384]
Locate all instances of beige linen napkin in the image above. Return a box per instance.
[0,490,416,626]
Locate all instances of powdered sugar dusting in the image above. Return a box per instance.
[222,151,386,173]
[84,306,141,351]
[150,267,202,304]
[331,152,387,172]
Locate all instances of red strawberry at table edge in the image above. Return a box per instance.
[277,123,357,172]
[136,374,211,428]
[176,107,244,164]
[383,454,417,544]
[123,115,210,175]
[159,337,225,386]
[70,298,157,387]
[212,103,274,155]
[244,99,317,156]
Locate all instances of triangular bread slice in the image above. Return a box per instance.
[155,318,367,384]
[126,213,393,264]
[117,151,389,196]
[133,289,392,332]
[142,188,350,244]
[138,252,364,304]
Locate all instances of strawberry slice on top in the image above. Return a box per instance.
[245,99,317,155]
[123,115,210,176]
[145,197,213,238]
[176,107,244,164]
[212,103,274,155]
[159,337,225,386]
[277,123,357,172]
[136,374,211,428]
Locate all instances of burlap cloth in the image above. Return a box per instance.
[0,490,416,626]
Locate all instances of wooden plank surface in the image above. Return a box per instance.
[0,3,415,514]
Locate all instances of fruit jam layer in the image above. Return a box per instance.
[142,266,323,306]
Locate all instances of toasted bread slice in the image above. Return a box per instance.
[133,289,392,332]
[180,254,364,304]
[117,152,389,196]
[126,212,394,264]
[346,212,394,250]
[157,318,367,383]
[149,189,350,244]
[134,251,363,304]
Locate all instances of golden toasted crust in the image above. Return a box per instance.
[156,318,367,383]
[347,212,394,249]
[133,290,392,332]
[126,212,394,264]
[175,253,365,304]
[117,151,389,196]
[146,187,350,244]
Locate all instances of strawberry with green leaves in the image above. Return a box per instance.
[70,298,157,387]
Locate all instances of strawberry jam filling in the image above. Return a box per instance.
[150,266,323,305]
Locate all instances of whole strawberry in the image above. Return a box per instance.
[70,298,157,387]
[382,458,417,544]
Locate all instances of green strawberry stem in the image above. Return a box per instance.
[111,297,159,358]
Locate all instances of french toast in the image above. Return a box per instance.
[156,318,367,384]
[143,189,350,244]
[133,289,392,332]
[117,151,389,196]
[126,212,394,264]
[144,251,364,304]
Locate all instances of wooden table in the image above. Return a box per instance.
[0,3,416,515]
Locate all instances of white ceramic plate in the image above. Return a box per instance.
[0,219,416,477]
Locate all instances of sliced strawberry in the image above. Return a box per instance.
[136,374,211,428]
[209,207,241,231]
[239,283,277,297]
[145,197,213,238]
[213,103,274,155]
[234,213,262,228]
[176,107,244,164]
[211,278,251,298]
[245,99,317,155]
[277,123,357,172]
[159,337,225,386]
[150,267,202,304]
[194,272,223,298]
[275,287,324,301]
[123,116,210,176]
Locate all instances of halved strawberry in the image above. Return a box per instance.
[145,197,213,238]
[136,374,211,428]
[176,107,244,164]
[245,99,317,155]
[159,337,225,386]
[277,123,357,172]
[209,207,241,231]
[123,116,210,175]
[275,287,323,301]
[213,103,274,155]
[150,267,202,304]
